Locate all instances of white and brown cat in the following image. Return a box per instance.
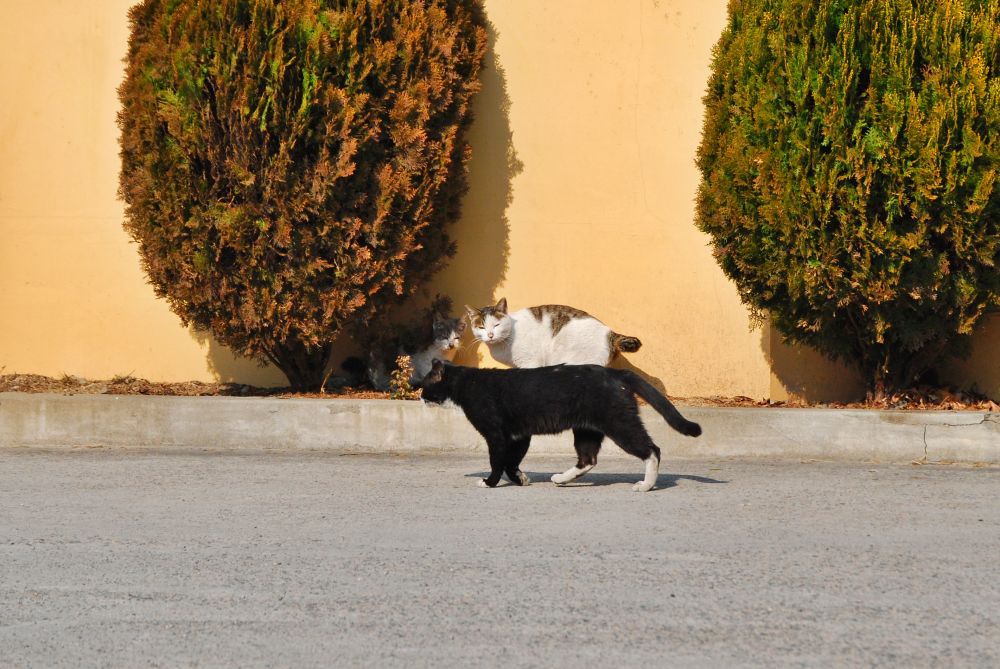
[465,297,641,368]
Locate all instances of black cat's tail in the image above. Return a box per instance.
[621,371,702,437]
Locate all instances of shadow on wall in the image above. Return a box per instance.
[437,18,522,366]
[943,312,1000,398]
[762,324,865,403]
[191,328,288,387]
[200,17,520,382]
[767,314,1000,403]
[610,355,669,397]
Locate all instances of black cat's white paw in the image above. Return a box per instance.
[551,464,594,485]
[632,456,659,492]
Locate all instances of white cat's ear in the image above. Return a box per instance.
[494,297,508,314]
[464,305,478,321]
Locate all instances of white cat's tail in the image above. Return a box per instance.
[609,332,642,355]
[621,371,702,437]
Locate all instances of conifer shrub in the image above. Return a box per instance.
[118,0,486,390]
[697,0,1000,396]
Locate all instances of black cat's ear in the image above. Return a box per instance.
[494,297,508,314]
[426,358,446,385]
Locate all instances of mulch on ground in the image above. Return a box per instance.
[2,373,997,411]
[676,390,999,412]
[0,373,389,400]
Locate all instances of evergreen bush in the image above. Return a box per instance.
[698,0,1000,395]
[118,0,486,390]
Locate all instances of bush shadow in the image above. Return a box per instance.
[761,324,865,403]
[191,327,288,387]
[433,16,522,367]
[941,312,1000,398]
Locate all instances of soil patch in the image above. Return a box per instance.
[676,389,999,412]
[0,373,389,400]
[2,373,996,411]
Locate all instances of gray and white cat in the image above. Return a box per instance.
[407,316,467,383]
[465,297,641,368]
[366,314,467,391]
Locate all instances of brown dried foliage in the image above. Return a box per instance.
[118,0,487,390]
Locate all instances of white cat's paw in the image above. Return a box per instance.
[477,479,489,488]
[632,481,655,492]
[517,471,531,486]
[551,473,569,485]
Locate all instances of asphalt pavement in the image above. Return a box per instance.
[1,448,998,667]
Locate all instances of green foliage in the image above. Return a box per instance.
[698,0,1000,394]
[118,0,487,390]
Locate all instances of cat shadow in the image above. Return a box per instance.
[610,356,668,395]
[464,471,727,491]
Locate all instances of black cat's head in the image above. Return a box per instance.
[419,358,453,404]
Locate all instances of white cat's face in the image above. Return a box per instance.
[466,298,513,345]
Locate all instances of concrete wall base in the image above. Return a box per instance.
[1,393,997,463]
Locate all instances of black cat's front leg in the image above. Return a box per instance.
[479,433,508,488]
[504,437,531,486]
[481,469,504,488]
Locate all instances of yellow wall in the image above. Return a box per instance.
[0,0,286,386]
[428,1,772,398]
[1,1,997,400]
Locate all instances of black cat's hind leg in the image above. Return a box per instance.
[605,421,661,492]
[552,429,604,485]
[504,436,532,486]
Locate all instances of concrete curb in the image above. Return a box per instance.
[1,392,998,463]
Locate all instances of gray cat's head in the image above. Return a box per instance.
[432,316,466,352]
[465,297,513,345]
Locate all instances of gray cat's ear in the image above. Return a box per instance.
[494,297,508,314]
[456,319,467,333]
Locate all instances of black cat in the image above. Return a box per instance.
[419,361,701,491]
